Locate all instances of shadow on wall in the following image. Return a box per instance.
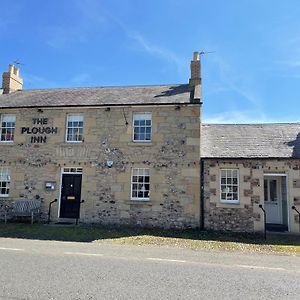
[287,132,300,158]
[0,223,299,246]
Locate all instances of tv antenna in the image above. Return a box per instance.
[13,59,25,66]
[199,51,215,57]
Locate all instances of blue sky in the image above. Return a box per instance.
[1,0,300,123]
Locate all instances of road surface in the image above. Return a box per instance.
[0,238,299,299]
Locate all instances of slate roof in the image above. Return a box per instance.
[0,84,192,108]
[201,123,300,158]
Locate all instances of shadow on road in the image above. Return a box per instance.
[0,222,299,247]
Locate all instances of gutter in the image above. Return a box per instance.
[0,102,201,110]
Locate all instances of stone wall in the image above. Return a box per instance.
[203,159,300,234]
[0,104,200,228]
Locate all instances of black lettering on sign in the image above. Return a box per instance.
[22,117,58,143]
[32,118,48,125]
[31,136,47,143]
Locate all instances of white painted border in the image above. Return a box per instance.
[65,113,84,143]
[263,173,289,232]
[264,173,287,177]
[132,112,152,143]
[219,168,240,204]
[130,167,150,201]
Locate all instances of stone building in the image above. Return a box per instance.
[201,124,300,233]
[0,55,201,229]
[0,53,300,234]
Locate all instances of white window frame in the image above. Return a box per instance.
[66,114,84,143]
[62,167,83,174]
[220,169,239,204]
[0,114,16,143]
[132,113,152,142]
[131,168,150,201]
[0,167,10,197]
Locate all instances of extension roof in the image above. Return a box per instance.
[0,84,195,108]
[201,123,300,159]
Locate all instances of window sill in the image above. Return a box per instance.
[220,200,240,205]
[128,142,153,146]
[126,200,152,206]
[63,141,84,145]
[0,141,14,145]
[0,195,9,198]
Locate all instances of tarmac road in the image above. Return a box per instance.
[0,238,299,300]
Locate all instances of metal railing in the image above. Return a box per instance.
[292,206,300,236]
[76,199,85,225]
[47,199,58,224]
[258,204,266,240]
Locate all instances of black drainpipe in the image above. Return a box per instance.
[200,159,205,230]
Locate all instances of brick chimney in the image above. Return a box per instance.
[2,64,23,94]
[189,52,201,103]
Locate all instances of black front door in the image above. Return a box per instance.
[60,174,82,218]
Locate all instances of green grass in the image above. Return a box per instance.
[0,223,299,255]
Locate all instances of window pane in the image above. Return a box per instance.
[220,169,239,202]
[131,168,150,200]
[0,168,10,196]
[66,114,83,142]
[133,113,152,141]
[270,180,277,201]
[264,179,268,201]
[1,115,15,142]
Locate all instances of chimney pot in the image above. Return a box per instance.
[2,64,23,94]
[8,64,14,74]
[193,51,199,61]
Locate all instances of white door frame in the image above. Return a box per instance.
[58,167,83,218]
[264,174,289,231]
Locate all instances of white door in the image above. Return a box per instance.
[264,177,282,224]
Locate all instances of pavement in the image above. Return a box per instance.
[0,237,300,300]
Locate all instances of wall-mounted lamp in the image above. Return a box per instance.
[105,107,111,112]
[175,105,181,111]
[37,109,43,113]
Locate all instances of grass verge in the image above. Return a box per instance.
[0,223,299,255]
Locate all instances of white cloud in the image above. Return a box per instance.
[43,26,88,49]
[78,0,185,71]
[125,31,185,71]
[275,60,300,68]
[70,73,91,85]
[0,3,22,31]
[211,54,263,109]
[203,110,298,124]
[23,73,57,89]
